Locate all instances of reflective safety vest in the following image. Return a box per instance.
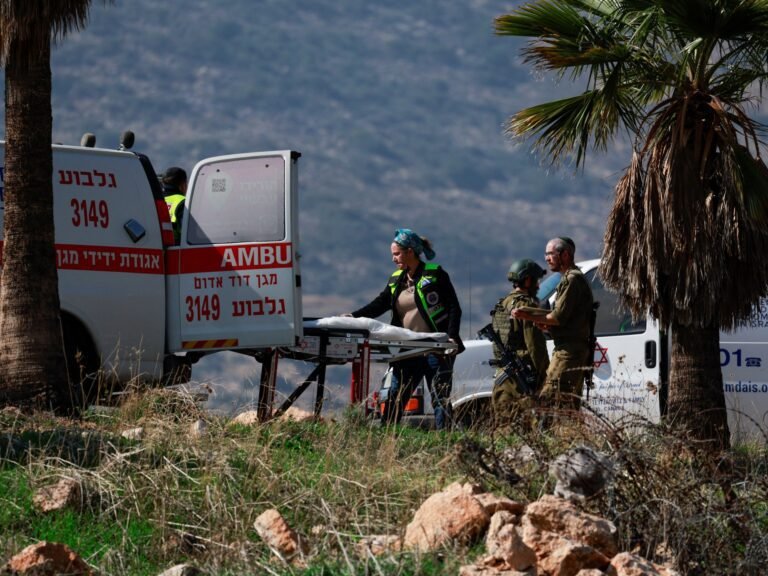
[388,263,444,331]
[164,193,185,224]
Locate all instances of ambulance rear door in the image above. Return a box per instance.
[165,150,302,352]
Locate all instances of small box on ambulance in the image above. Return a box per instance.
[0,139,303,400]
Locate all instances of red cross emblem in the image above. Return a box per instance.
[593,342,609,368]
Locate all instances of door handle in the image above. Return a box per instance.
[645,340,657,368]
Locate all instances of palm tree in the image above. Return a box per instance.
[495,0,768,449]
[0,1,110,410]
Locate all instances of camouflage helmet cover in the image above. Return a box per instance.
[507,258,546,283]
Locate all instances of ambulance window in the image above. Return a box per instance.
[585,269,646,336]
[186,157,286,244]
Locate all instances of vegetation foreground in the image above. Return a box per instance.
[0,390,767,575]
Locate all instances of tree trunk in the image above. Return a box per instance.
[0,35,70,408]
[666,321,730,450]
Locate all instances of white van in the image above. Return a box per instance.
[0,140,303,399]
[379,260,768,442]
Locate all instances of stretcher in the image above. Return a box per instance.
[255,316,457,420]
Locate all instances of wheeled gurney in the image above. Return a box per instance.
[255,316,457,419]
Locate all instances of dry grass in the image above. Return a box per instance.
[0,391,767,575]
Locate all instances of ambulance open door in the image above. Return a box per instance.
[165,150,303,352]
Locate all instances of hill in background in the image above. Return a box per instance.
[3,0,624,411]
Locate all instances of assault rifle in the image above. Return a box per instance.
[478,323,537,396]
[584,301,600,401]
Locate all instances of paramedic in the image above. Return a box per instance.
[162,166,188,244]
[350,228,464,430]
[490,258,549,429]
[512,237,593,413]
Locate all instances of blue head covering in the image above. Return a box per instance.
[393,228,436,260]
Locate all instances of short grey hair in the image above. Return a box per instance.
[549,237,576,257]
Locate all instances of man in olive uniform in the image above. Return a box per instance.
[490,259,550,429]
[512,237,593,413]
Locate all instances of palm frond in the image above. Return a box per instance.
[495,0,588,39]
[496,0,628,81]
[663,0,768,41]
[506,87,634,166]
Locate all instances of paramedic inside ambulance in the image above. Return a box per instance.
[347,228,464,430]
[162,166,188,244]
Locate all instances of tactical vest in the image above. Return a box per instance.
[490,292,528,361]
[388,263,444,331]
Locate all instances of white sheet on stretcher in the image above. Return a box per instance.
[303,316,448,342]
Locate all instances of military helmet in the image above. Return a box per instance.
[507,258,546,284]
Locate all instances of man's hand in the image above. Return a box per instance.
[445,338,458,355]
[510,308,530,321]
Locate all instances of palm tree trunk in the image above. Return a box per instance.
[666,321,730,449]
[0,35,69,408]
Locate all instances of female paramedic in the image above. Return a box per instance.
[349,228,464,429]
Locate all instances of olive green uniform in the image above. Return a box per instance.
[491,291,550,428]
[541,267,593,410]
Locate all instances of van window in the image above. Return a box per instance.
[537,272,561,305]
[186,156,286,245]
[585,269,646,336]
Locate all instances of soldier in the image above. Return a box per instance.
[490,258,550,430]
[512,237,594,415]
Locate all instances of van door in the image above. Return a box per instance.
[165,151,302,352]
[579,263,664,423]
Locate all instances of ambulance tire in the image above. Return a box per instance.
[62,315,101,409]
[453,398,491,432]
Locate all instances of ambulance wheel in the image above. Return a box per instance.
[454,399,491,432]
[62,315,101,408]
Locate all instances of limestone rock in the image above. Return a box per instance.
[524,495,618,558]
[121,427,143,441]
[231,410,260,426]
[355,534,402,557]
[189,419,207,437]
[459,564,533,575]
[404,482,490,552]
[537,536,611,576]
[474,493,525,517]
[278,407,319,422]
[3,541,93,575]
[253,508,307,563]
[156,564,203,576]
[485,511,537,571]
[32,478,82,513]
[610,551,682,576]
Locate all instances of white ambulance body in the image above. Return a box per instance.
[0,142,302,388]
[393,260,768,443]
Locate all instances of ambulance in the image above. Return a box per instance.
[0,136,303,397]
[381,260,768,443]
